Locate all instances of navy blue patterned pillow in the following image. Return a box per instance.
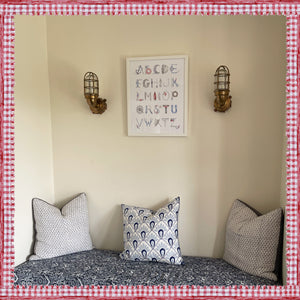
[120,197,183,265]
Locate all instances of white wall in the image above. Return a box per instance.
[14,15,286,266]
[14,16,55,266]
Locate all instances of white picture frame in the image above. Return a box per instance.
[127,55,188,136]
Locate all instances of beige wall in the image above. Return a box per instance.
[14,15,286,267]
[14,16,55,265]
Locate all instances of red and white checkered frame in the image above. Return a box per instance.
[0,1,299,299]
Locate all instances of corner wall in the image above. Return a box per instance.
[14,16,55,266]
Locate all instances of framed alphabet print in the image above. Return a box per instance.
[127,55,188,136]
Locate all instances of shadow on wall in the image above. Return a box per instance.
[96,205,124,251]
[212,68,285,258]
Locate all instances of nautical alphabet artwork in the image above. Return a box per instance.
[127,56,188,136]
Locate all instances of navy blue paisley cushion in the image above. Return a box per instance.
[13,249,279,287]
[120,197,183,265]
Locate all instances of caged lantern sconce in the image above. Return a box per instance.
[84,72,107,114]
[214,65,232,112]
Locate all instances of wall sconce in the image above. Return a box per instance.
[214,65,232,112]
[84,72,107,114]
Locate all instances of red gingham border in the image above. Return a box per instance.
[0,2,299,299]
[287,14,298,288]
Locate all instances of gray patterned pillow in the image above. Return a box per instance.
[223,199,283,281]
[30,193,93,260]
[120,197,183,265]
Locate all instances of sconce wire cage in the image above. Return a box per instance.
[214,65,232,112]
[83,71,107,114]
[214,65,230,91]
[84,72,99,97]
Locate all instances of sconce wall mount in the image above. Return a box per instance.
[214,65,232,113]
[84,72,107,114]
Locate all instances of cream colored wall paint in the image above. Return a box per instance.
[45,15,286,258]
[14,15,286,267]
[14,16,55,265]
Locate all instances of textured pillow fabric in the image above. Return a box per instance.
[30,193,93,260]
[223,199,283,281]
[120,197,183,265]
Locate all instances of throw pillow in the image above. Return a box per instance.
[30,193,93,260]
[120,197,183,265]
[223,199,283,281]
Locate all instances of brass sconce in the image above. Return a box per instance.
[84,72,107,114]
[214,65,232,112]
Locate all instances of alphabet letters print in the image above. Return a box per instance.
[127,56,188,136]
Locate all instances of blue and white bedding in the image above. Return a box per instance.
[14,249,280,287]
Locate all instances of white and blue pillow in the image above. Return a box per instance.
[120,197,183,265]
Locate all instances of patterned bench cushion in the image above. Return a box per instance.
[14,249,280,287]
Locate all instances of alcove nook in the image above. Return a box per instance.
[13,13,286,286]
